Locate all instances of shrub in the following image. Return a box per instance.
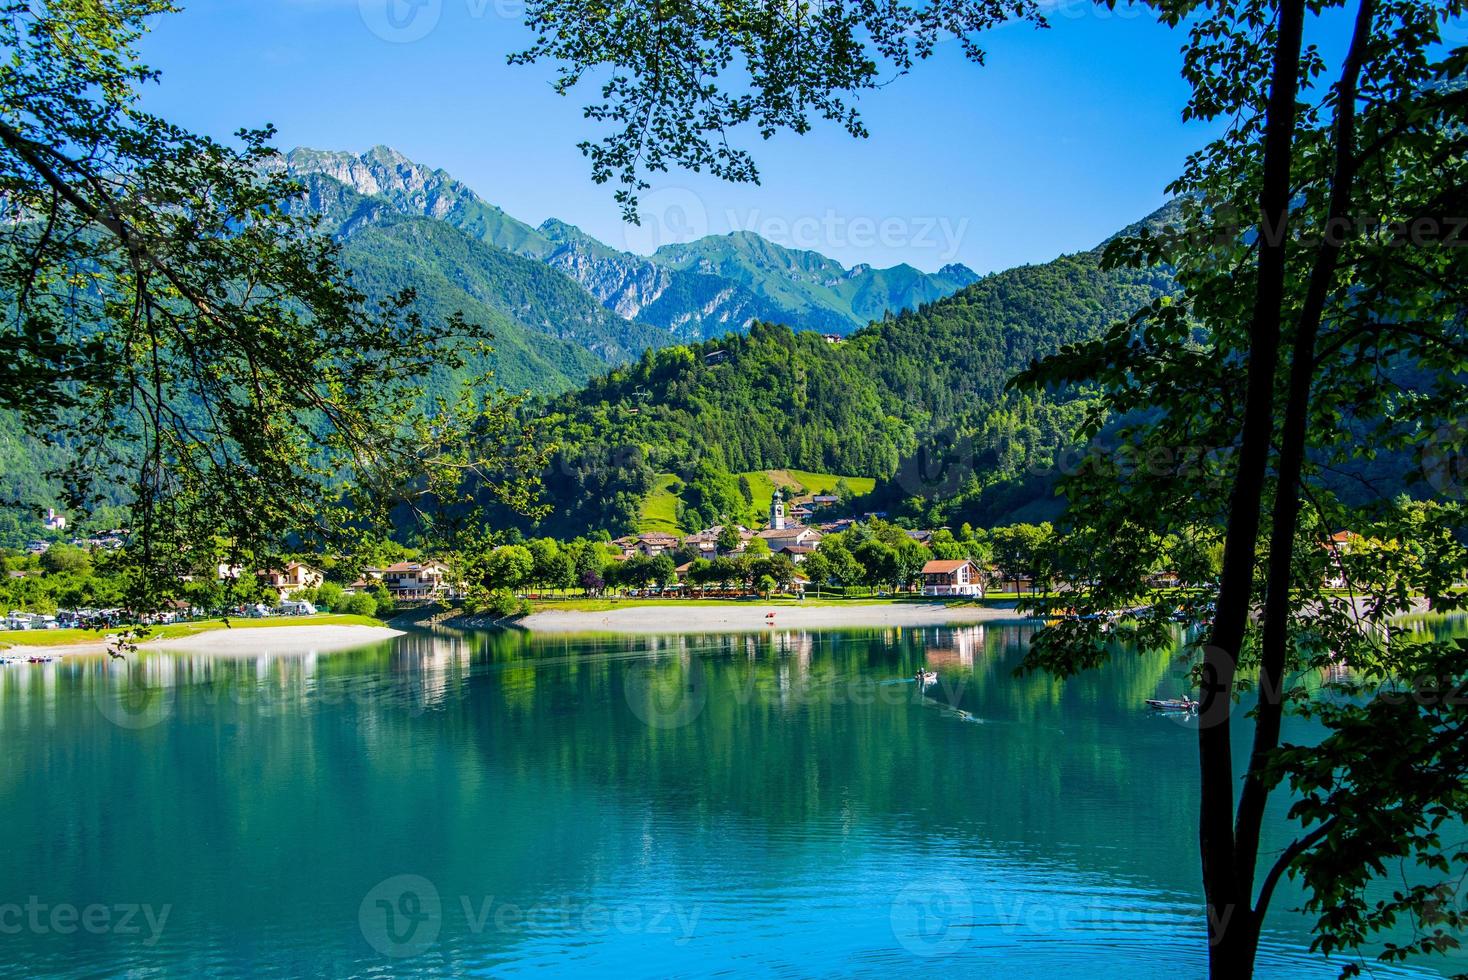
[486,588,521,618]
[316,582,345,611]
[369,583,395,616]
[342,592,377,617]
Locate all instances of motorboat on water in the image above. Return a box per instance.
[1146,696,1198,713]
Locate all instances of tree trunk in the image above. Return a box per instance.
[1209,910,1263,977]
[1199,0,1306,973]
[1230,0,1373,922]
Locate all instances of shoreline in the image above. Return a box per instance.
[513,601,1037,635]
[1,622,404,658]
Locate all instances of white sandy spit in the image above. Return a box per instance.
[516,602,1035,635]
[147,624,404,655]
[6,624,403,659]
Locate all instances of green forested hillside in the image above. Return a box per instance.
[0,203,1170,545]
[498,250,1173,536]
[0,414,64,546]
[0,171,670,545]
[0,181,1182,546]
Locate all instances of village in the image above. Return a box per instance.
[1,486,1396,637]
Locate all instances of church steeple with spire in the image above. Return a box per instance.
[769,488,787,530]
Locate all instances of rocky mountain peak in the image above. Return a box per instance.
[285,146,473,221]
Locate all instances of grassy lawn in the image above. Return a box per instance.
[0,613,385,649]
[782,469,876,497]
[637,473,684,534]
[637,469,877,534]
[736,469,876,515]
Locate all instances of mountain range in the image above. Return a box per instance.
[0,146,991,545]
[279,146,979,356]
[6,145,1425,547]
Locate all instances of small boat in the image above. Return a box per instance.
[1146,697,1197,713]
[915,669,938,685]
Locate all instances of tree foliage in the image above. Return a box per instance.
[0,0,544,607]
[1010,2,1468,975]
[512,0,1045,218]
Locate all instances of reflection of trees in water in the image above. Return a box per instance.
[434,626,1207,898]
[11,622,1438,960]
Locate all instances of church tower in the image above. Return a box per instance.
[769,489,787,530]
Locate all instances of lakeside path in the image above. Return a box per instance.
[516,601,1037,635]
[1,620,403,658]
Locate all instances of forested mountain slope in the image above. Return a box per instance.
[290,172,669,394]
[501,249,1174,536]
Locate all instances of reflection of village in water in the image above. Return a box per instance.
[0,634,478,729]
[6,616,1461,734]
[0,626,1006,729]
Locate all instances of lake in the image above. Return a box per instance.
[0,624,1455,977]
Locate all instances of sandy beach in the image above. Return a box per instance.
[148,624,404,655]
[3,623,404,659]
[516,602,1036,635]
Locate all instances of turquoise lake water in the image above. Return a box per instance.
[0,623,1457,977]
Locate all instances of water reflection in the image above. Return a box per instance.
[0,625,1453,977]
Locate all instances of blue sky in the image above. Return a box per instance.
[138,0,1212,274]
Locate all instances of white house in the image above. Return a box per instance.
[380,560,453,600]
[921,559,985,598]
[258,561,324,597]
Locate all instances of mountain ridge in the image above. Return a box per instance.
[282,146,981,338]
